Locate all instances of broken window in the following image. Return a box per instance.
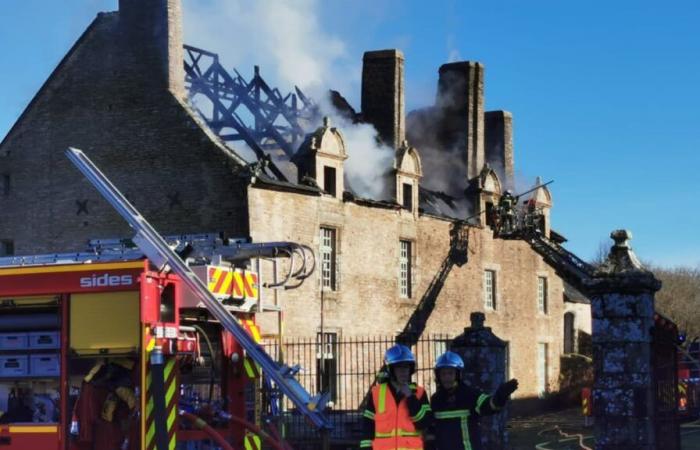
[538,276,548,314]
[402,183,413,211]
[399,240,412,298]
[564,312,575,354]
[484,270,496,310]
[485,201,495,227]
[0,240,14,256]
[320,227,337,290]
[316,332,338,402]
[323,166,336,196]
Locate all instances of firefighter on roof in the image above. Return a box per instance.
[360,344,432,449]
[430,351,518,450]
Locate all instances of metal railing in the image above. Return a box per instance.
[263,334,452,447]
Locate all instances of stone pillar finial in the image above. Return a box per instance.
[611,229,632,248]
[470,312,485,330]
[323,116,331,128]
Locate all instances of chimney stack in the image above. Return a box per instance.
[485,111,514,188]
[119,0,185,99]
[361,49,405,150]
[436,61,485,181]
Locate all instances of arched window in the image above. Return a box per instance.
[564,312,575,354]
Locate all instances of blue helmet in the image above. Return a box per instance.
[384,344,416,370]
[435,351,464,371]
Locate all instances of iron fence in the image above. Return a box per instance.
[262,334,452,448]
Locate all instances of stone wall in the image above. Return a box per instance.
[0,7,249,254]
[249,185,569,398]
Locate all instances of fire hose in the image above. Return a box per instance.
[178,411,291,450]
[179,411,235,450]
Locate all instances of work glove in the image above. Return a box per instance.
[493,378,519,407]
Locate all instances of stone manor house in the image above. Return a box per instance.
[0,0,592,401]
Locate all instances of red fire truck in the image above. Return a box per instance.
[0,148,329,449]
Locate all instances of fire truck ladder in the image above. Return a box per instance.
[66,147,332,430]
[525,232,596,289]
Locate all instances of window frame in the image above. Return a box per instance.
[537,276,548,314]
[484,269,497,310]
[320,227,337,291]
[399,240,412,298]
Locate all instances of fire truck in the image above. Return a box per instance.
[0,149,331,449]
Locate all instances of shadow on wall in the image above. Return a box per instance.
[510,353,593,417]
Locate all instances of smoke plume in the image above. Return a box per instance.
[183,0,394,199]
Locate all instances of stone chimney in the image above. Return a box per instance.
[118,0,185,99]
[485,111,514,188]
[361,49,405,150]
[436,61,485,181]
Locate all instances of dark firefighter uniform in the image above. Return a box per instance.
[430,382,501,450]
[361,380,432,449]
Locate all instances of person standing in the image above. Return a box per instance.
[360,344,432,449]
[430,351,518,450]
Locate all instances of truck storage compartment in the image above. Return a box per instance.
[28,332,60,350]
[0,356,29,377]
[0,333,28,350]
[29,354,59,377]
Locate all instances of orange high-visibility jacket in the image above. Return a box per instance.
[370,382,427,450]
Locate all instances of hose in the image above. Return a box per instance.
[219,412,289,450]
[179,411,235,450]
[191,324,216,404]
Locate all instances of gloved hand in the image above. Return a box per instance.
[494,378,519,407]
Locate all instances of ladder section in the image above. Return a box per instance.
[526,232,595,288]
[65,147,332,429]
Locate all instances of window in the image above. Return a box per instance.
[320,227,337,290]
[484,270,496,309]
[316,332,338,402]
[399,240,412,298]
[323,166,336,196]
[564,312,575,354]
[537,343,549,397]
[402,183,413,211]
[0,240,14,256]
[1,175,9,196]
[485,202,495,227]
[538,276,548,314]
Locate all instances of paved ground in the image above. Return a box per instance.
[508,408,700,449]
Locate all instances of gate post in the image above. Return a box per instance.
[585,230,663,450]
[451,312,507,449]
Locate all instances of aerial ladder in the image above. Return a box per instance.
[65,147,331,427]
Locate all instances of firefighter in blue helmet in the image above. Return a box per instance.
[430,351,518,450]
[360,344,432,449]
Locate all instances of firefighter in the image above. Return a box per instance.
[497,190,516,234]
[360,344,432,449]
[430,351,518,450]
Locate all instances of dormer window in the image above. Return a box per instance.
[324,166,337,196]
[402,183,413,211]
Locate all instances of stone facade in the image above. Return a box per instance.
[0,0,590,401]
[248,182,566,398]
[0,2,249,255]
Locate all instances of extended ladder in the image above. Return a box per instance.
[66,147,331,429]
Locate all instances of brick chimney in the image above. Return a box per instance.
[485,111,514,188]
[436,61,485,181]
[118,0,185,99]
[361,49,405,150]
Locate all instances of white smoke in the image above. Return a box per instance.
[183,0,393,199]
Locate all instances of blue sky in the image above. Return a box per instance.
[1,1,698,267]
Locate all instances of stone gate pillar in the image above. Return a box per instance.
[451,312,507,449]
[585,230,662,450]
